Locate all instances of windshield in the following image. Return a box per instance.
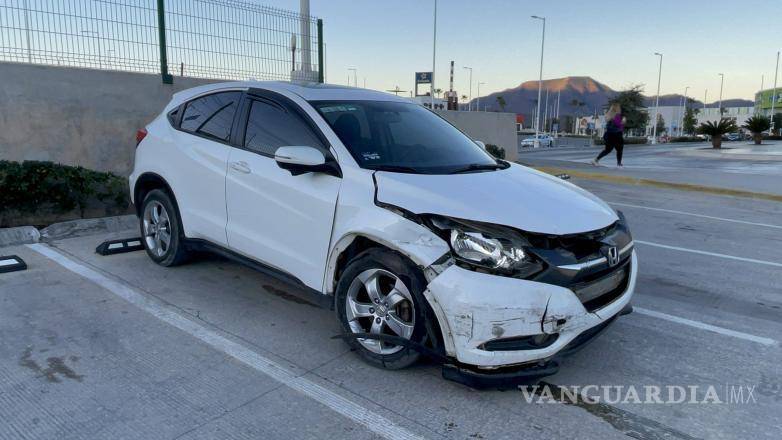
[312,101,500,174]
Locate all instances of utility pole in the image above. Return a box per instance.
[431,0,437,110]
[704,89,707,113]
[463,66,473,111]
[771,51,780,133]
[718,73,725,118]
[651,52,663,144]
[531,15,546,147]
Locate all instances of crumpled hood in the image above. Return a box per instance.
[375,163,618,235]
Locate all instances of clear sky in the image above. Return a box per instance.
[262,0,780,101]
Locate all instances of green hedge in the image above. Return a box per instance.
[0,161,130,227]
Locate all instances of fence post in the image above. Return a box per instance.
[317,19,324,83]
[156,0,173,84]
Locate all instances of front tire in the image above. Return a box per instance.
[335,248,431,369]
[140,189,188,267]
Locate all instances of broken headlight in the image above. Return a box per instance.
[425,215,543,279]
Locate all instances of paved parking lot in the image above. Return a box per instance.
[1,178,781,439]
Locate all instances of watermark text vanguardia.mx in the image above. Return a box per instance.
[519,384,758,405]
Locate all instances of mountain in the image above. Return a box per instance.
[474,77,615,120]
[472,77,755,119]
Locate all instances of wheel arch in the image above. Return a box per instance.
[133,172,179,218]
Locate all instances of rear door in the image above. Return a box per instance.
[225,92,341,290]
[172,90,242,245]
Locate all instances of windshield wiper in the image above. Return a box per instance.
[368,165,423,174]
[447,162,506,174]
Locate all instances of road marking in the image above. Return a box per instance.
[27,243,424,440]
[635,307,778,347]
[635,240,782,268]
[609,201,782,230]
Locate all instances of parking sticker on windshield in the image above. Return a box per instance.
[362,152,381,160]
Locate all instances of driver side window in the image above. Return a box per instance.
[244,99,325,157]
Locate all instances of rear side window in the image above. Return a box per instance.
[180,92,241,142]
[243,99,325,156]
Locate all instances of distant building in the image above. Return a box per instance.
[754,88,782,118]
[696,106,754,128]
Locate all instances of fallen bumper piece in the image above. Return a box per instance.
[0,255,27,273]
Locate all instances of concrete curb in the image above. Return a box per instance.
[0,226,41,247]
[533,166,782,203]
[40,215,138,242]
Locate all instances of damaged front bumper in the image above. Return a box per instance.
[423,251,638,386]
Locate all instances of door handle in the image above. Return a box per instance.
[229,161,251,174]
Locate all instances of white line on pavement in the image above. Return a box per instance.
[635,240,782,268]
[609,201,782,230]
[26,243,425,440]
[634,307,778,346]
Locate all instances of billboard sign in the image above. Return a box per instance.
[415,72,432,84]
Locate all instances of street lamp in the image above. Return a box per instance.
[477,82,486,111]
[651,52,663,144]
[718,73,725,117]
[680,86,689,136]
[431,0,438,110]
[771,51,779,133]
[531,15,546,147]
[463,66,473,111]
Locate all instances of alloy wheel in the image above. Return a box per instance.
[345,268,416,355]
[142,200,172,258]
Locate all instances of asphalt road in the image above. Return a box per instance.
[518,141,782,195]
[1,179,781,439]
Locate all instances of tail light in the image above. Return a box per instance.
[136,128,148,146]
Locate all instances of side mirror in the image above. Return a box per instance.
[475,141,486,150]
[274,146,341,177]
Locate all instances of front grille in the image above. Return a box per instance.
[571,260,630,312]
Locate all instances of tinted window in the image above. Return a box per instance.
[181,92,241,142]
[167,107,179,126]
[313,101,498,174]
[244,99,325,156]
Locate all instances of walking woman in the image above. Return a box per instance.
[592,103,625,167]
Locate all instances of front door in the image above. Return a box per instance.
[225,94,341,290]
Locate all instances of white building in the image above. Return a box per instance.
[696,106,754,128]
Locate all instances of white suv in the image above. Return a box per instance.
[130,81,636,386]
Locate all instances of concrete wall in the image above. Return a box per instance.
[0,62,217,176]
[434,110,519,161]
[0,62,519,177]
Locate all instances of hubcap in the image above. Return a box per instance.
[142,201,172,258]
[345,268,415,355]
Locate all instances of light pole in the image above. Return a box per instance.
[531,15,546,147]
[680,86,689,136]
[704,89,708,113]
[477,82,485,112]
[771,51,779,133]
[463,66,473,111]
[431,0,438,110]
[718,73,725,118]
[651,52,663,144]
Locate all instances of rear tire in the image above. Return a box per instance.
[140,189,189,267]
[335,248,431,369]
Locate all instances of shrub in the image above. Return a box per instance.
[485,144,506,159]
[0,161,130,227]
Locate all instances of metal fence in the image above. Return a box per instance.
[0,0,323,83]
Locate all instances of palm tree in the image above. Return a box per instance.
[742,115,770,145]
[434,88,443,98]
[697,118,738,149]
[496,96,507,112]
